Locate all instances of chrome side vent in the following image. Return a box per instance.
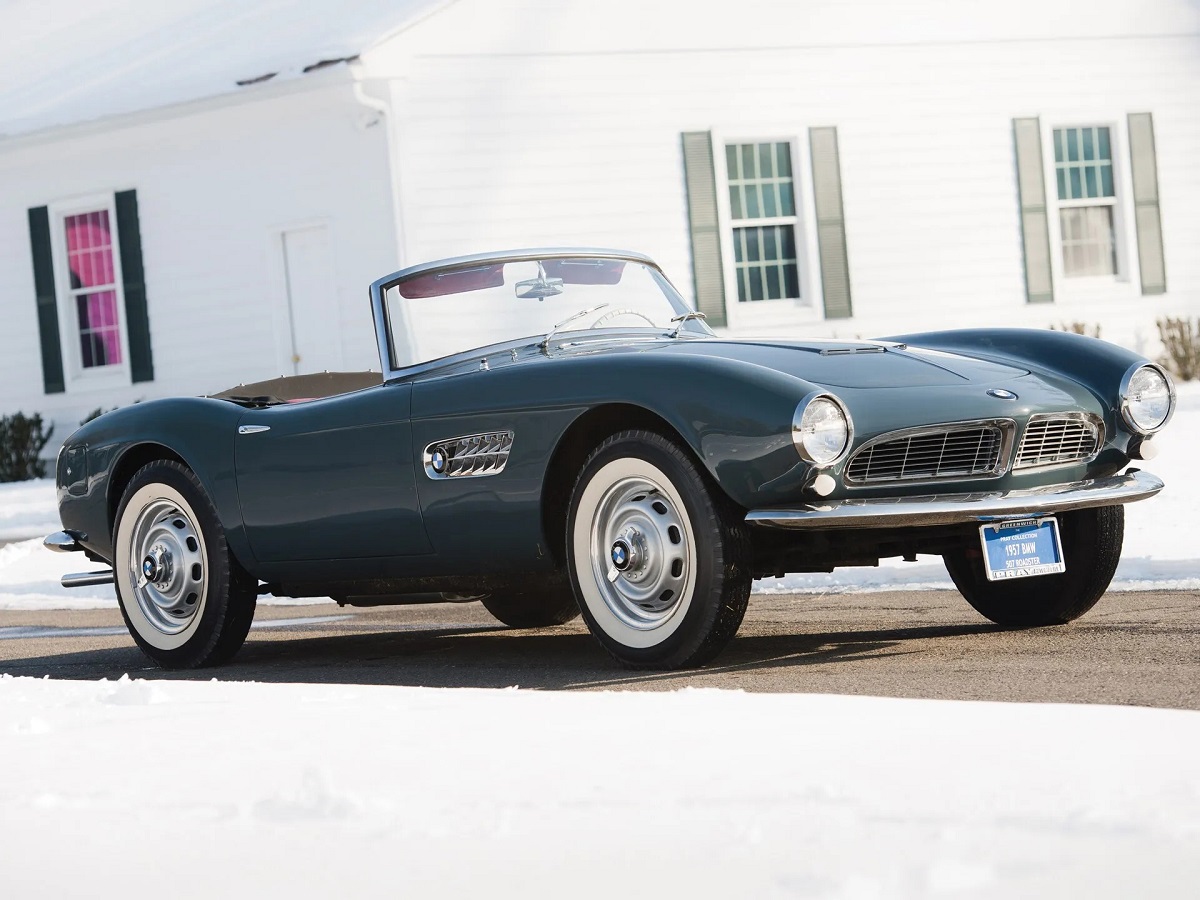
[845,420,1015,485]
[1014,414,1103,470]
[424,431,515,479]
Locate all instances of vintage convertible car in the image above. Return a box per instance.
[46,248,1174,670]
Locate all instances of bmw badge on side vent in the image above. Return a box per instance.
[423,431,515,479]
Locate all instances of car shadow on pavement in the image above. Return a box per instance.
[0,620,1004,690]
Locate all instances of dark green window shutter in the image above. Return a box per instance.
[809,127,852,319]
[681,131,727,327]
[1012,117,1054,304]
[114,189,154,382]
[27,206,65,395]
[1128,113,1166,295]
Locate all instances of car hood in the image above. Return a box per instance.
[655,338,1029,388]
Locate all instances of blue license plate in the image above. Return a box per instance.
[978,517,1065,581]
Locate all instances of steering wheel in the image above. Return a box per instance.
[591,308,658,328]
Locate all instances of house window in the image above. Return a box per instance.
[725,142,800,301]
[62,209,124,368]
[1053,126,1117,277]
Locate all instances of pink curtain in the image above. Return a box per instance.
[65,210,122,367]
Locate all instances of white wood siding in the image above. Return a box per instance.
[0,83,396,437]
[370,0,1200,355]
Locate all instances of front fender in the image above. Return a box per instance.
[56,398,249,565]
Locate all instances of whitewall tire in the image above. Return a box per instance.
[113,461,256,668]
[567,430,751,668]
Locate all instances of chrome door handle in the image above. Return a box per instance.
[238,425,271,435]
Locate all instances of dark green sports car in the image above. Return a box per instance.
[46,248,1174,670]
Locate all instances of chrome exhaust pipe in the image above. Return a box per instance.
[61,571,115,588]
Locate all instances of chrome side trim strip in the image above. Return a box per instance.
[61,570,115,588]
[238,424,271,435]
[745,470,1164,530]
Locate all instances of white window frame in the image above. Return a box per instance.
[1040,117,1140,304]
[46,192,132,390]
[712,133,823,331]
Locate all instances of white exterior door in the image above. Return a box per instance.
[281,225,343,375]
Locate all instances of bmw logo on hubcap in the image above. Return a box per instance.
[987,389,1018,400]
[611,540,631,571]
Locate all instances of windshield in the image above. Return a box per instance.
[383,255,709,367]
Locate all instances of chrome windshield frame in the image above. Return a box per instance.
[369,247,688,381]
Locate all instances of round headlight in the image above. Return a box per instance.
[1121,365,1174,434]
[793,394,852,466]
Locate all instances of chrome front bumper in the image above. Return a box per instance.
[745,469,1164,530]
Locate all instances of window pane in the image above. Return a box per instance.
[728,185,743,219]
[784,264,800,299]
[1085,167,1098,197]
[1066,129,1079,161]
[781,225,796,259]
[1069,168,1082,198]
[1082,128,1094,161]
[758,143,774,178]
[1053,129,1064,163]
[744,184,760,218]
[1056,169,1067,201]
[64,209,122,369]
[762,226,778,259]
[1059,206,1116,277]
[725,140,797,220]
[765,265,781,299]
[1100,164,1113,197]
[1098,127,1111,160]
[779,181,795,216]
[745,227,761,261]
[732,225,800,302]
[740,144,756,178]
[761,184,778,217]
[748,267,763,301]
[775,142,792,177]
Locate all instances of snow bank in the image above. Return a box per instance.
[0,676,1196,898]
[3,384,1197,609]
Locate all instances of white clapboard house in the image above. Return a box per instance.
[1,0,1197,444]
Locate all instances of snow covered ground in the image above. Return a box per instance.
[2,387,1196,898]
[3,382,1198,609]
[1,676,1197,898]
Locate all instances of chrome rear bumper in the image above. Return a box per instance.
[746,469,1163,530]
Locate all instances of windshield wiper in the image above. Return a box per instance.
[540,304,609,351]
[668,310,707,338]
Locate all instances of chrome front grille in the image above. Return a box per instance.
[1014,414,1102,470]
[845,421,1012,485]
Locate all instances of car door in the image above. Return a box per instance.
[234,383,432,562]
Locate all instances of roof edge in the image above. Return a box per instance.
[0,63,359,153]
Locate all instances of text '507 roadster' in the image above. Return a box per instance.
[47,249,1174,669]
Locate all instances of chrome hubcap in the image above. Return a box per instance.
[128,499,206,635]
[590,476,691,630]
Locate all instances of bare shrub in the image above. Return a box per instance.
[1049,321,1102,338]
[1157,317,1200,382]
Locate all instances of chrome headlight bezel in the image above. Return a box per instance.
[1119,363,1175,435]
[792,391,854,468]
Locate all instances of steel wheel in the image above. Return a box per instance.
[567,430,750,669]
[588,472,693,632]
[126,497,208,635]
